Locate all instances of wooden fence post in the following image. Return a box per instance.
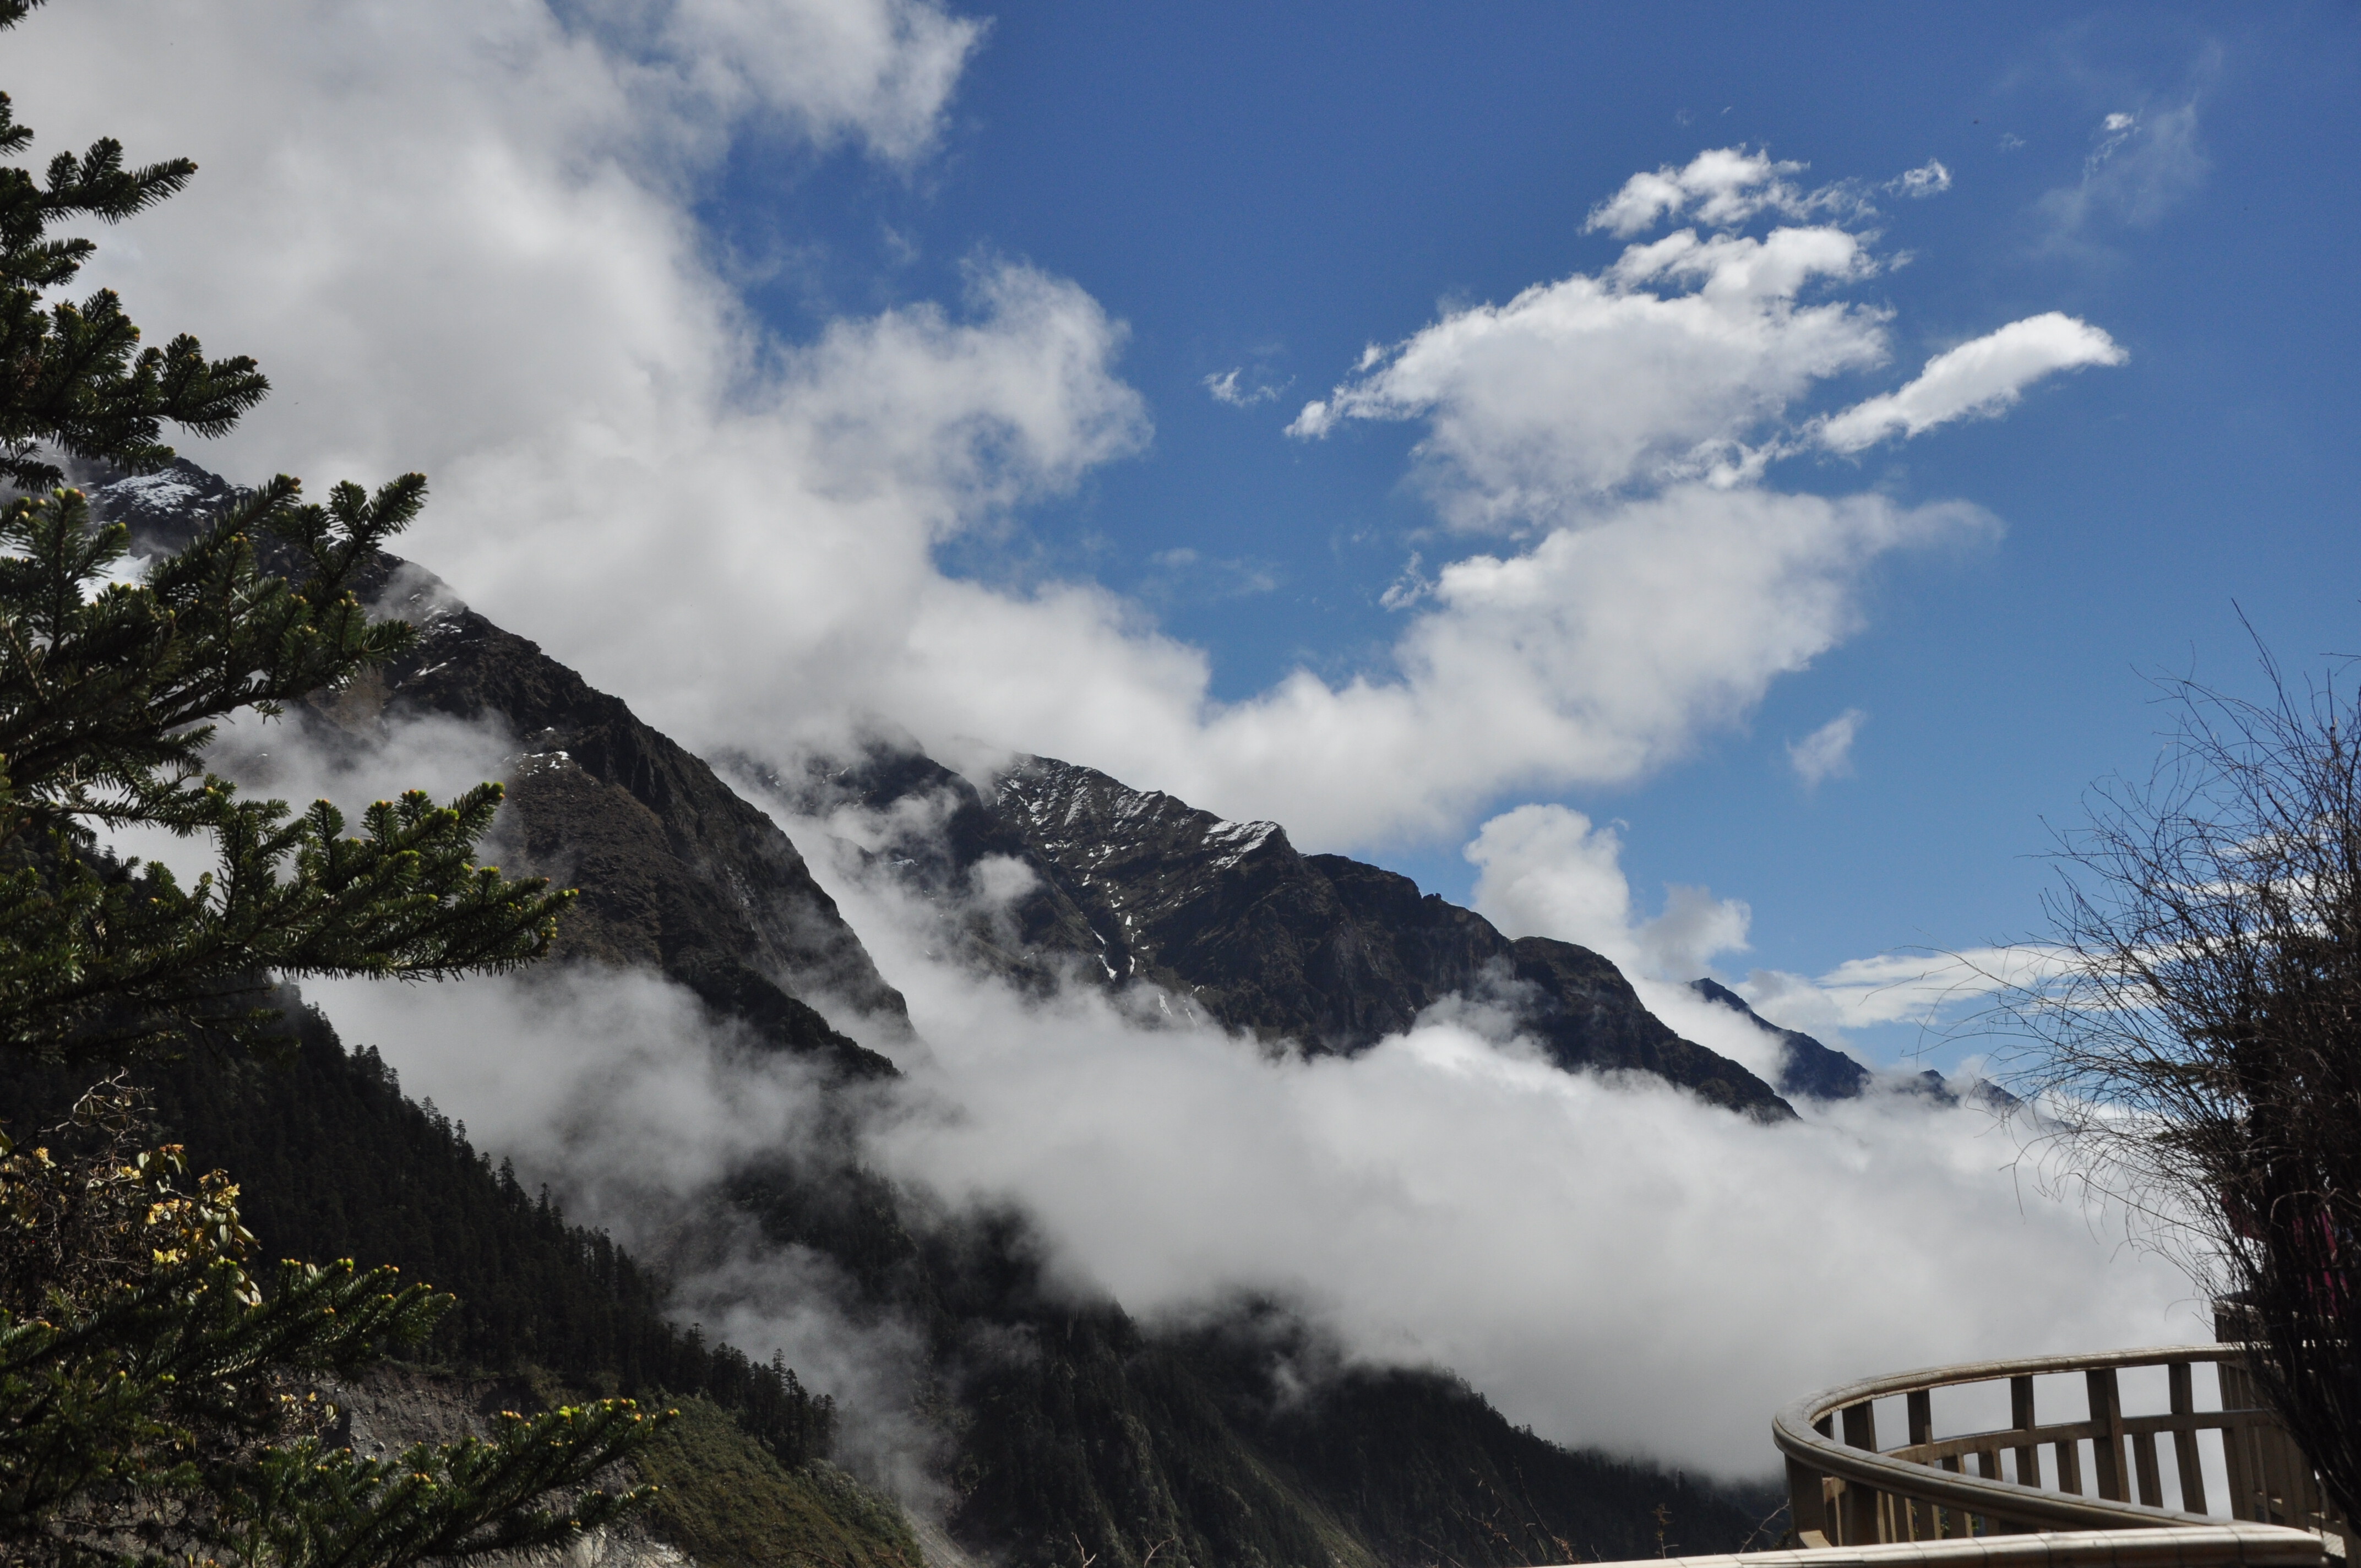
[1841,1401,1883,1545]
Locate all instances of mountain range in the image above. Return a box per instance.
[36,459,1889,1568]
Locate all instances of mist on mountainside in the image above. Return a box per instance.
[241,704,2194,1482]
[29,453,2185,1568]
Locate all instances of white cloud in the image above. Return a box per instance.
[319,918,2193,1487]
[1144,546,1279,600]
[1464,803,1751,982]
[1739,945,2068,1038]
[17,15,2092,858]
[311,965,946,1506]
[1203,367,1281,406]
[883,1011,2190,1477]
[1290,221,1889,522]
[97,705,523,895]
[1819,313,2126,453]
[989,484,1986,842]
[1377,552,1431,611]
[265,752,2127,1496]
[1888,159,1952,199]
[811,838,2191,1476]
[1582,146,1816,238]
[13,0,991,493]
[278,772,2183,1489]
[1787,706,1865,787]
[316,967,837,1209]
[1449,793,2044,1075]
[570,0,985,164]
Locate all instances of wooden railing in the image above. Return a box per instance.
[1593,1525,2327,1568]
[1772,1346,2346,1556]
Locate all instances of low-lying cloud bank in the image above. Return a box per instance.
[810,813,2194,1476]
[301,770,2193,1484]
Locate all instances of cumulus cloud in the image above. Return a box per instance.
[320,929,2194,1486]
[201,698,2183,1493]
[1787,707,1865,787]
[1450,797,2042,1077]
[1464,803,1751,982]
[1582,146,1818,238]
[15,1,2112,859]
[1288,221,1888,519]
[884,1019,2188,1477]
[187,712,2172,1489]
[13,0,992,488]
[1065,484,1992,840]
[1819,313,2126,453]
[312,797,2195,1480]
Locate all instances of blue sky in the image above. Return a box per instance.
[712,1,2360,1055]
[32,0,2361,1064]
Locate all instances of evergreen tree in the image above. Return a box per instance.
[2,1077,661,1568]
[0,2,668,1561]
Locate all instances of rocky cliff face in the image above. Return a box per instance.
[93,461,902,1080]
[356,561,907,1070]
[804,745,1797,1120]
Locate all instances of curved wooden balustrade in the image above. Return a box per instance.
[1587,1525,2326,1568]
[1772,1346,2346,1559]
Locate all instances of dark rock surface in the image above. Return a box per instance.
[785,742,1105,993]
[999,758,1794,1117]
[811,746,1796,1120]
[1689,977,1870,1101]
[91,461,901,1079]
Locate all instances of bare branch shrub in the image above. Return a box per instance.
[1997,648,2361,1516]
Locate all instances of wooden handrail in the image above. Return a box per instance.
[1771,1346,2346,1554]
[1551,1524,2326,1568]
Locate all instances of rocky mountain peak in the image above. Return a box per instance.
[999,756,1286,875]
[84,461,906,1080]
[825,745,1800,1120]
[1689,977,1870,1101]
